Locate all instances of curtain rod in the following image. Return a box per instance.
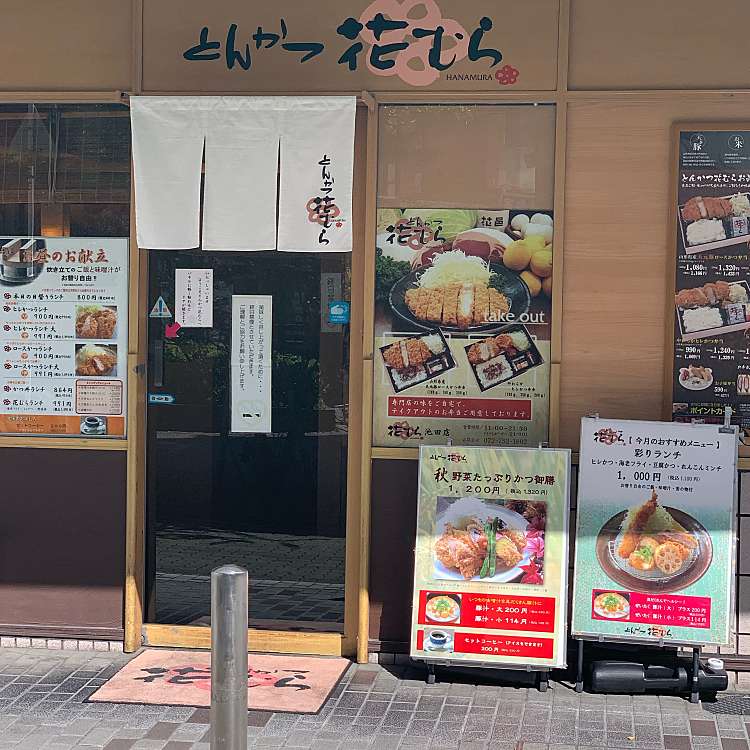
[118,90,375,111]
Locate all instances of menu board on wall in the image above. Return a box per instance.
[671,126,750,456]
[410,445,570,669]
[0,237,128,437]
[572,417,736,647]
[231,295,272,434]
[373,208,553,449]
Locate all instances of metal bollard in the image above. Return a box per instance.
[211,565,248,750]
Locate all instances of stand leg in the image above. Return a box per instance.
[426,663,436,685]
[538,671,548,693]
[690,647,700,704]
[575,639,584,694]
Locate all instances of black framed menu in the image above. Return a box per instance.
[670,124,750,456]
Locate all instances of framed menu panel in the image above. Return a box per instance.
[410,445,571,669]
[572,417,737,647]
[669,124,750,457]
[372,207,553,449]
[0,237,128,438]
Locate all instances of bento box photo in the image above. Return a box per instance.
[678,193,750,254]
[380,329,456,393]
[675,279,750,340]
[463,325,544,391]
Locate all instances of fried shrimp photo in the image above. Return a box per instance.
[617,490,658,559]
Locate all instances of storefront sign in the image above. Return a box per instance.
[0,237,128,437]
[231,294,272,433]
[175,269,213,327]
[373,207,553,448]
[671,125,750,457]
[410,445,570,669]
[572,417,737,646]
[142,0,559,92]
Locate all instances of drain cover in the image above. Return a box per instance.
[702,695,750,715]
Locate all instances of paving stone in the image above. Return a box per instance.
[692,719,719,736]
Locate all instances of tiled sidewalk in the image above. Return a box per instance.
[0,647,748,749]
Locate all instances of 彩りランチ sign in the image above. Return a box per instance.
[572,417,737,646]
[411,445,571,669]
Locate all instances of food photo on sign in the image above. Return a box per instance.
[432,496,545,585]
[410,446,570,670]
[372,208,553,449]
[572,417,737,647]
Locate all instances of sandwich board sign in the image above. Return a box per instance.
[571,417,737,647]
[410,444,571,670]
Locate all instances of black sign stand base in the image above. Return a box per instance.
[575,637,585,693]
[417,658,551,692]
[574,638,725,701]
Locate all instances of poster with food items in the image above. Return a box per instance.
[572,417,737,646]
[410,445,570,669]
[0,237,128,437]
[374,208,553,449]
[671,127,750,456]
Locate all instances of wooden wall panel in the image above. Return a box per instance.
[0,448,126,637]
[569,0,750,91]
[0,1,132,91]
[561,95,750,450]
[368,459,418,651]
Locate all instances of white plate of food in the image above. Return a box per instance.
[432,497,535,584]
[424,594,461,624]
[595,490,712,594]
[593,591,630,619]
[679,365,713,391]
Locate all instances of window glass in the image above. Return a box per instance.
[0,104,130,237]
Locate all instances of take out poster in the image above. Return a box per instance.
[373,207,553,451]
[572,417,737,647]
[410,445,571,670]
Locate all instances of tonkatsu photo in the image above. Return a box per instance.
[464,326,544,391]
[379,331,455,393]
[75,305,117,339]
[674,279,750,338]
[75,343,118,377]
[595,490,712,594]
[679,192,750,251]
[390,250,531,333]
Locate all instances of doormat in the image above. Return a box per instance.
[88,649,350,714]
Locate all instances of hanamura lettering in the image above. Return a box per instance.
[183,16,502,80]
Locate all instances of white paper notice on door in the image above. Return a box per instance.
[231,295,272,433]
[175,269,213,327]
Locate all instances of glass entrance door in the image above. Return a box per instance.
[144,250,351,639]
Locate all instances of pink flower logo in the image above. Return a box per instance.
[495,65,519,86]
[358,0,469,86]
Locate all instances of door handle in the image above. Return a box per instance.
[153,338,164,387]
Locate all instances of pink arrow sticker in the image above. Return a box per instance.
[165,322,181,339]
